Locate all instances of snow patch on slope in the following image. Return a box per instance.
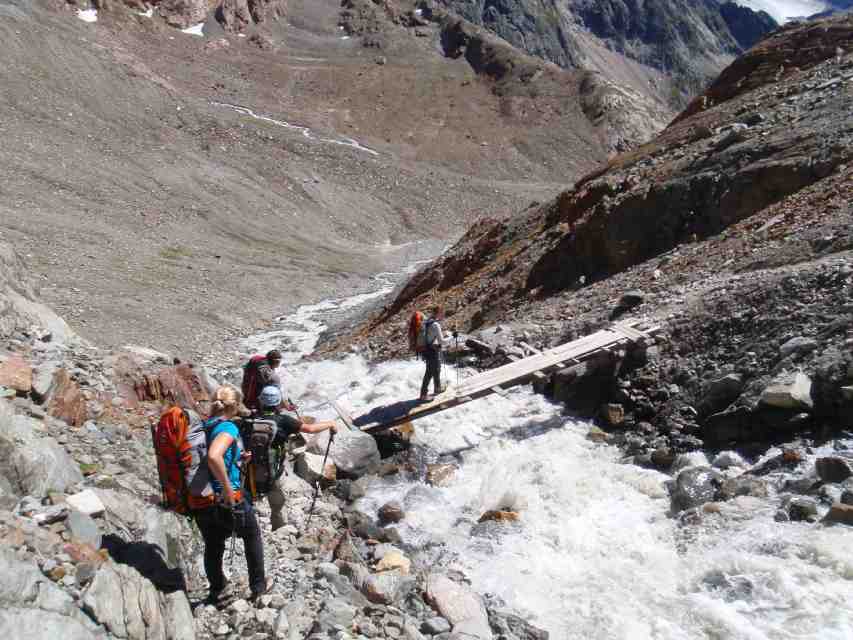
[736,0,828,22]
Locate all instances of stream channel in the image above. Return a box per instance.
[240,269,853,640]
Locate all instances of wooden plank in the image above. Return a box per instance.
[612,322,649,341]
[330,400,355,430]
[352,325,654,434]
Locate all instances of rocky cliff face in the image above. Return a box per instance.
[63,0,287,32]
[0,240,72,344]
[321,15,853,452]
[434,0,778,104]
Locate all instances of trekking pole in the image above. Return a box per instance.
[305,427,335,531]
[288,397,301,420]
[228,506,237,574]
[453,330,461,388]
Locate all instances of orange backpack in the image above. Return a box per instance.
[152,406,216,513]
[407,311,425,353]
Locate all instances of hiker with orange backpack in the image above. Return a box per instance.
[242,349,296,412]
[193,385,272,604]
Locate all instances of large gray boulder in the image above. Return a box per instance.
[0,608,98,640]
[310,429,380,479]
[164,591,195,640]
[0,548,98,637]
[759,372,813,410]
[670,466,723,512]
[426,574,492,640]
[83,562,168,640]
[0,402,83,498]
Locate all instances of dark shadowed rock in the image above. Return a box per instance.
[670,466,723,512]
[823,503,853,526]
[815,457,853,484]
[697,373,744,417]
[378,500,404,525]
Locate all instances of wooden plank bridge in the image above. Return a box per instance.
[332,321,658,434]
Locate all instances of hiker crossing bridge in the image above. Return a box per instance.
[331,321,659,434]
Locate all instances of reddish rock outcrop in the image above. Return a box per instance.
[48,369,88,427]
[217,0,285,32]
[0,355,33,393]
[158,0,209,28]
[136,363,213,410]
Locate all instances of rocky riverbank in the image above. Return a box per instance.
[2,235,551,640]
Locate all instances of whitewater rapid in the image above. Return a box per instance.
[243,282,853,639]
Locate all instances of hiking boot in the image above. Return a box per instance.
[248,578,274,604]
[208,582,235,608]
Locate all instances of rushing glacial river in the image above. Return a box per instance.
[243,281,853,640]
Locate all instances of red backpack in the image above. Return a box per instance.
[152,406,216,513]
[407,311,425,353]
[241,354,267,411]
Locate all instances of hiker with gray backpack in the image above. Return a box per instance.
[242,385,338,531]
[419,305,447,400]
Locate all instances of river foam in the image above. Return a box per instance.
[243,281,853,639]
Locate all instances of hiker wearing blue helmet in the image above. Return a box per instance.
[242,385,338,531]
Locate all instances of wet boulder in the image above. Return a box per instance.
[426,463,456,487]
[786,496,819,522]
[670,466,723,512]
[719,475,768,500]
[478,510,519,524]
[823,503,853,526]
[377,501,404,525]
[712,450,747,470]
[815,457,852,484]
